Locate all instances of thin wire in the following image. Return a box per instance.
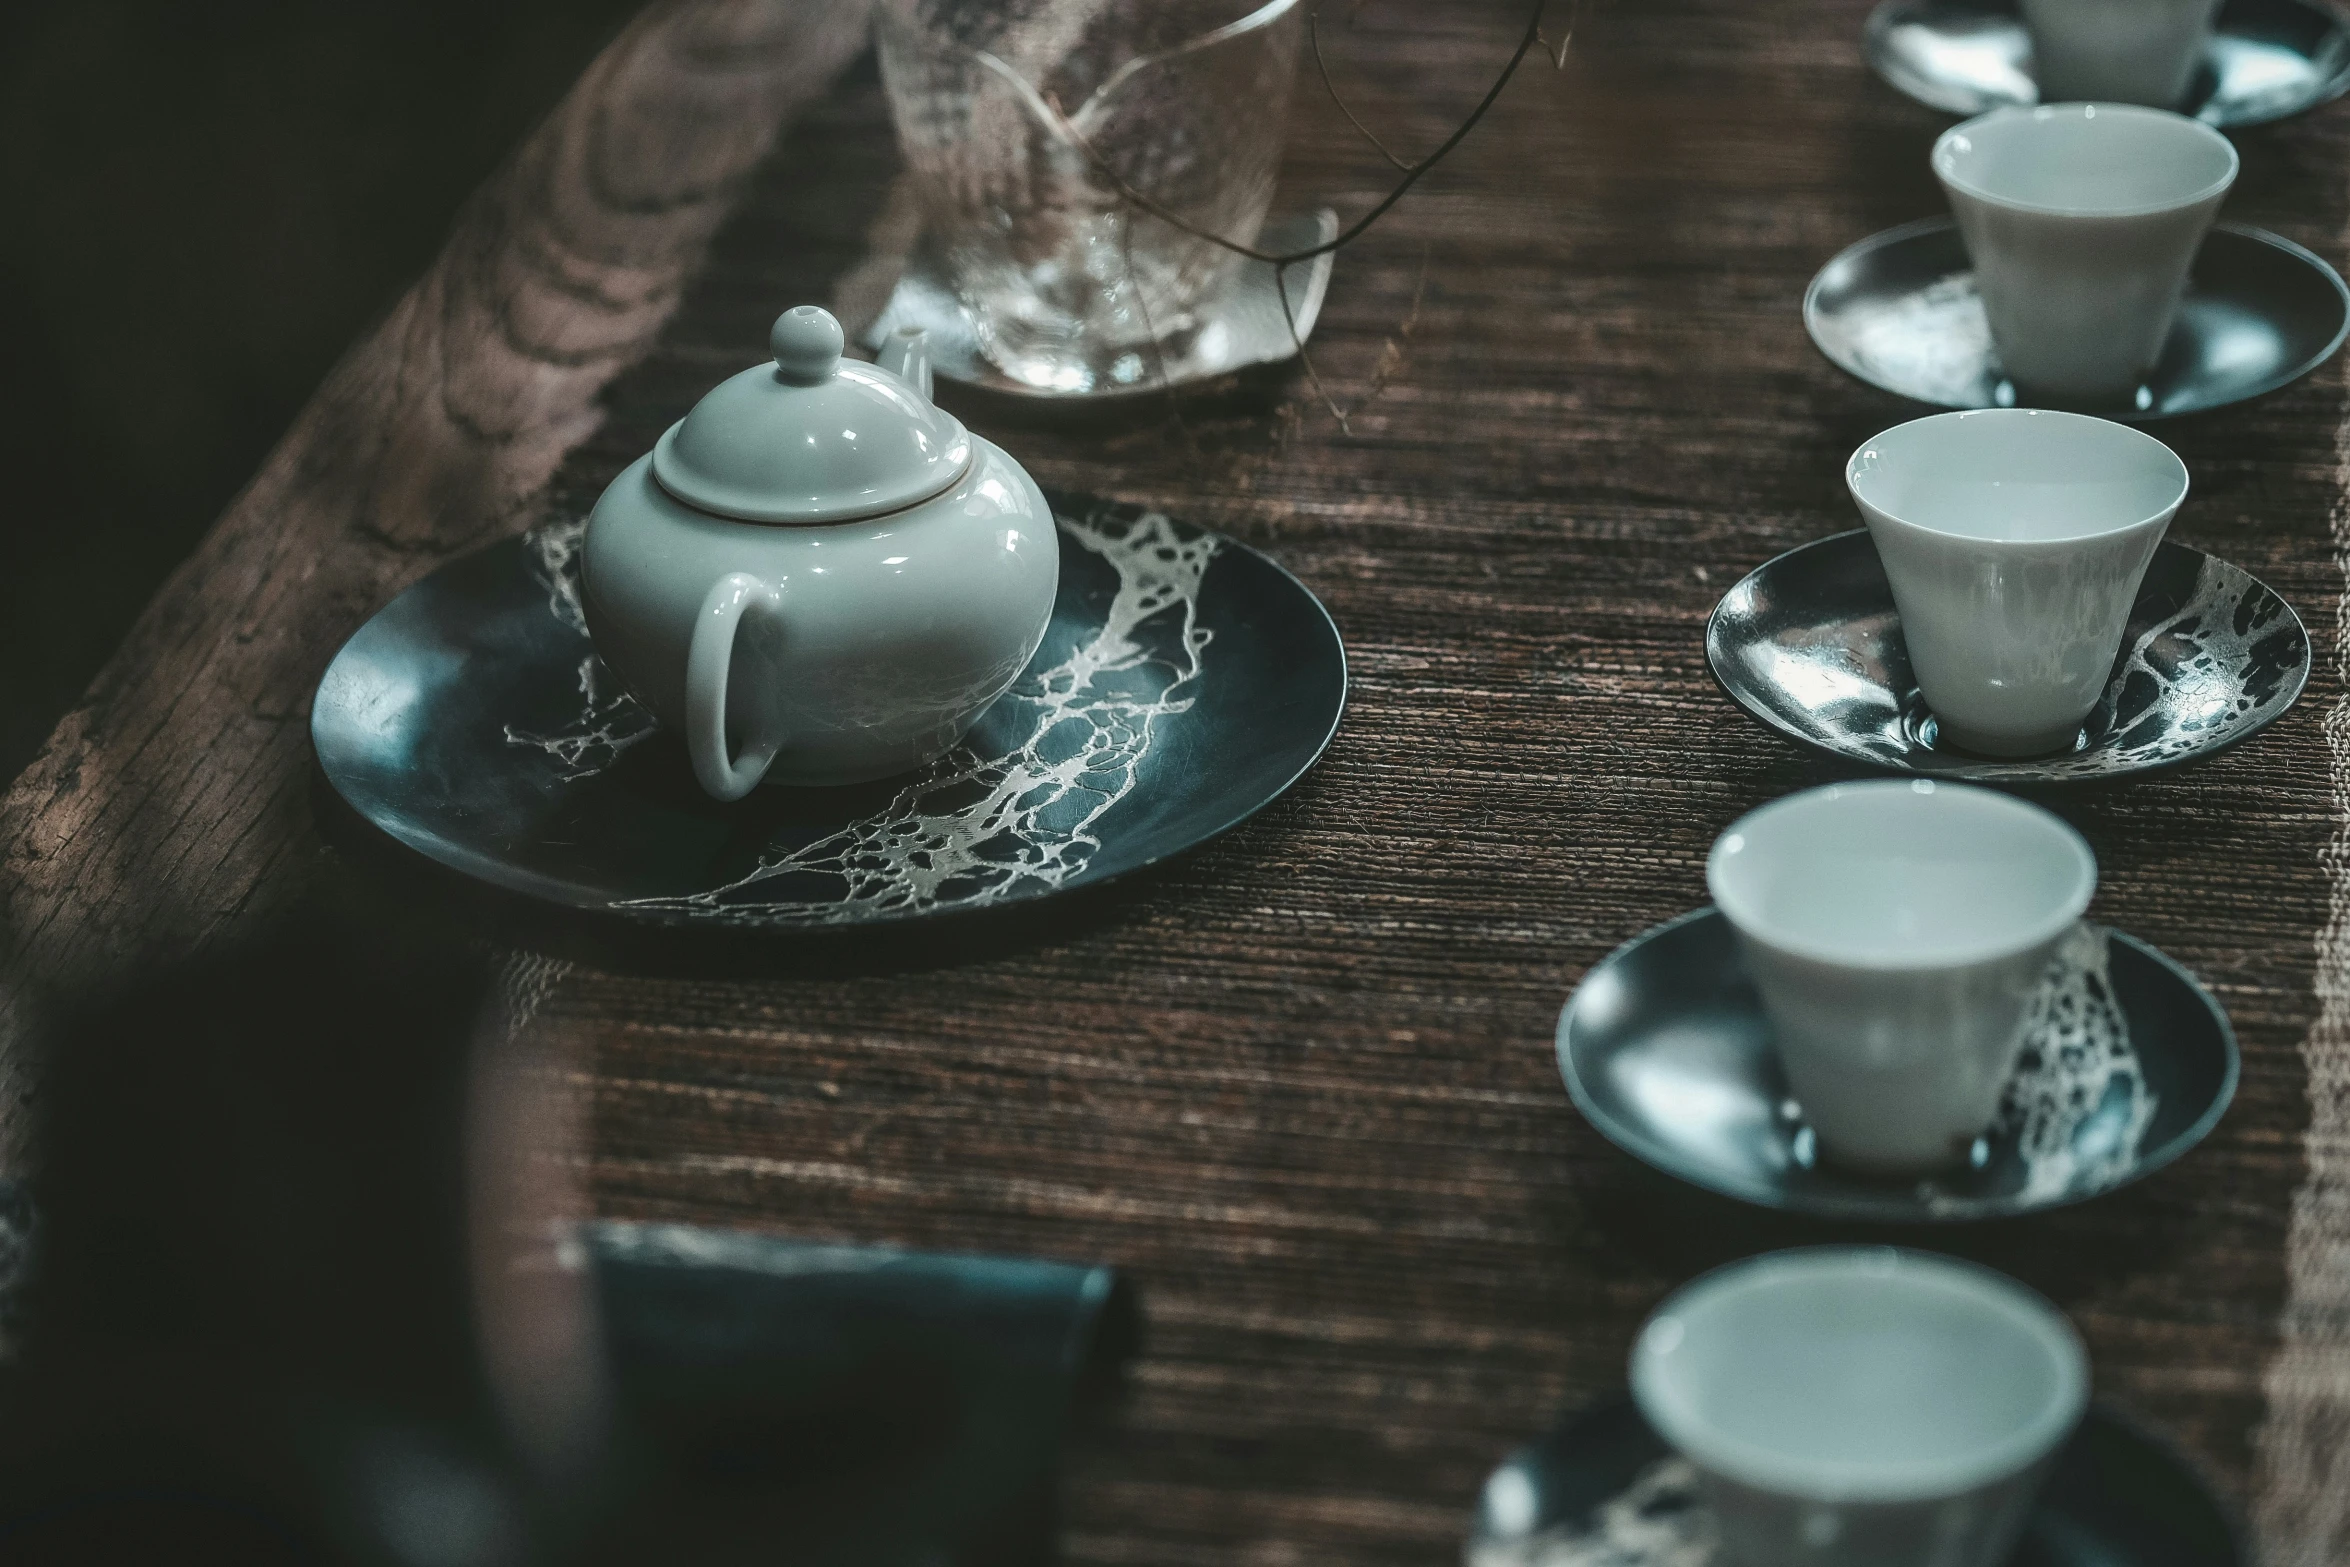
[970,0,1566,269]
[1312,10,1410,172]
[964,0,1572,427]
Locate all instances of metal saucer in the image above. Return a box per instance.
[1806,218,2350,419]
[861,208,1337,402]
[1555,910,2238,1222]
[311,496,1347,932]
[1706,531,2309,785]
[1865,0,2350,127]
[1469,1397,2243,1567]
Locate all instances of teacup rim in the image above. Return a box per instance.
[1629,1245,2091,1505]
[1845,409,2190,548]
[1707,780,2097,972]
[1933,101,2240,220]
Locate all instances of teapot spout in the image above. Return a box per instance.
[877,324,935,403]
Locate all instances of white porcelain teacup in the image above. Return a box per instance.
[2020,0,2224,107]
[1935,104,2236,404]
[1849,409,2185,758]
[1708,780,2097,1176]
[1632,1247,2090,1567]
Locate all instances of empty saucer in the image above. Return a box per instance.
[861,208,1337,403]
[1807,218,2350,419]
[1865,0,2350,128]
[1707,530,2308,784]
[1469,1397,2243,1567]
[1555,910,2238,1222]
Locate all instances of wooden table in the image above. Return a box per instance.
[5,0,2349,1561]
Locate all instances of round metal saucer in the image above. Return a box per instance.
[1554,910,2238,1222]
[311,495,1346,931]
[1865,0,2350,128]
[1468,1397,2243,1567]
[1706,531,2309,784]
[1806,218,2350,419]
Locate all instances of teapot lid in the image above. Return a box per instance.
[649,306,973,524]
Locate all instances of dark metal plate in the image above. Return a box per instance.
[1469,1397,2243,1567]
[1706,531,2309,784]
[1865,0,2350,128]
[1806,219,2350,419]
[1554,910,2238,1222]
[311,496,1347,930]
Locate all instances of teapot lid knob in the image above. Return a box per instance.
[770,306,843,384]
[647,301,973,523]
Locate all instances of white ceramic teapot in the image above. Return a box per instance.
[581,305,1059,800]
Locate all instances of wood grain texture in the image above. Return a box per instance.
[2252,220,2350,1563]
[519,7,2350,1560]
[11,0,2350,1562]
[0,0,872,1171]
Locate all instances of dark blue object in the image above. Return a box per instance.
[311,497,1347,931]
[578,1221,1140,1567]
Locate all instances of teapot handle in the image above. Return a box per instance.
[685,572,786,802]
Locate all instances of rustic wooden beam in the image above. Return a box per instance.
[0,0,872,1173]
